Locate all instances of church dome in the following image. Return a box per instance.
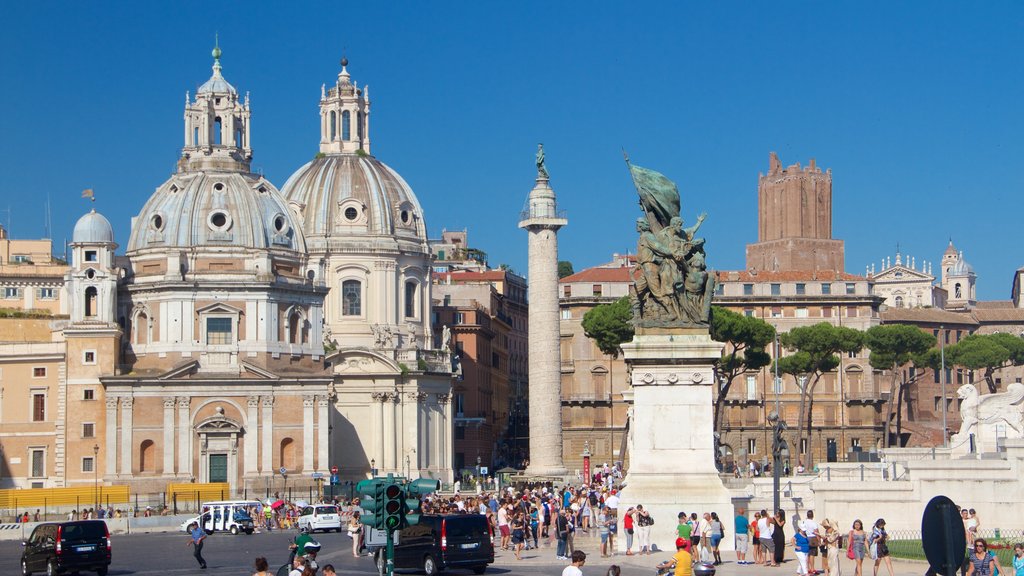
[951,257,974,276]
[72,209,115,244]
[126,172,306,254]
[196,45,236,95]
[282,154,427,244]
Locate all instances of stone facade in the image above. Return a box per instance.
[0,229,68,316]
[867,250,945,309]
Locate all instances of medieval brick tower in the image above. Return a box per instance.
[745,152,845,273]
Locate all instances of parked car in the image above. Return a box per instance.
[374,514,493,575]
[179,500,258,535]
[297,505,342,533]
[21,520,111,576]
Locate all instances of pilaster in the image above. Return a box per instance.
[119,397,134,476]
[261,396,274,473]
[245,396,259,476]
[302,395,315,472]
[162,397,176,476]
[104,397,118,477]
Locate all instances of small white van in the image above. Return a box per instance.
[180,500,260,535]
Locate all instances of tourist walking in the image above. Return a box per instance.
[562,550,587,576]
[773,509,788,565]
[186,521,208,570]
[870,519,894,576]
[252,556,271,576]
[735,508,750,564]
[802,511,820,575]
[792,524,810,576]
[348,512,362,557]
[967,539,996,576]
[849,519,868,576]
[753,511,763,565]
[759,509,777,567]
[556,508,570,560]
[709,511,724,565]
[511,512,525,560]
[822,519,840,576]
[636,504,654,555]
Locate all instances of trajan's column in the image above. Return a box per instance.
[519,144,568,477]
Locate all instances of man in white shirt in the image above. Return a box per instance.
[757,509,775,566]
[561,550,587,576]
[801,510,820,574]
[497,505,510,550]
[604,490,620,511]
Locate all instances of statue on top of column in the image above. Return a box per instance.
[536,143,549,180]
[626,156,715,328]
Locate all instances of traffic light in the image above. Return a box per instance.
[404,478,439,526]
[357,479,383,529]
[383,483,404,531]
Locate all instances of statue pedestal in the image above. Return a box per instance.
[619,330,735,553]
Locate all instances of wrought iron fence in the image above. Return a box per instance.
[886,528,1024,565]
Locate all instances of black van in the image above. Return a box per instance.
[21,520,111,576]
[375,514,493,575]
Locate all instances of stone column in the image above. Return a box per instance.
[177,397,191,476]
[317,396,329,472]
[383,393,396,472]
[372,393,386,474]
[261,396,274,473]
[162,397,176,476]
[437,393,452,481]
[105,397,118,477]
[119,397,133,476]
[303,395,315,473]
[518,172,568,477]
[245,396,259,476]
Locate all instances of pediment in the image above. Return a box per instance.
[326,348,401,375]
[196,302,244,315]
[874,266,933,282]
[158,360,200,380]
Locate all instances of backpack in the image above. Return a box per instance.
[589,493,599,506]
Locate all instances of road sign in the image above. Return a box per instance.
[331,465,338,475]
[922,495,966,576]
[279,466,287,476]
[479,466,489,476]
[330,474,339,485]
[311,472,324,479]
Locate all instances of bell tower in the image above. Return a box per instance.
[318,58,371,155]
[180,42,252,173]
[67,209,118,325]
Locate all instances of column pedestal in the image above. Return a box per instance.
[619,330,735,553]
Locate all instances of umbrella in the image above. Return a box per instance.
[294,500,309,509]
[271,500,285,509]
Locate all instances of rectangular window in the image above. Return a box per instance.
[82,423,95,438]
[846,283,856,295]
[592,284,603,297]
[850,438,861,449]
[83,350,96,364]
[560,309,571,320]
[846,306,858,318]
[84,250,98,262]
[33,367,46,378]
[206,317,232,345]
[747,438,757,455]
[563,286,571,297]
[822,306,833,318]
[32,393,45,421]
[83,389,95,401]
[934,396,942,413]
[454,312,465,325]
[38,288,55,299]
[800,438,808,454]
[715,283,724,295]
[821,283,831,295]
[743,309,754,317]
[771,307,782,318]
[12,255,30,263]
[82,457,94,473]
[770,283,781,296]
[795,308,809,318]
[454,393,465,417]
[746,375,757,401]
[4,287,20,299]
[945,330,950,345]
[30,449,45,478]
[743,284,754,296]
[795,283,806,295]
[773,377,783,395]
[454,426,465,440]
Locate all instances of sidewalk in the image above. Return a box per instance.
[493,530,930,576]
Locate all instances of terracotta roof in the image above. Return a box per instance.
[974,300,1015,309]
[970,308,1024,323]
[880,308,978,326]
[715,270,865,282]
[560,267,633,283]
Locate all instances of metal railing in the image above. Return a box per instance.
[886,528,1024,565]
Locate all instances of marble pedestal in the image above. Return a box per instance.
[618,330,735,553]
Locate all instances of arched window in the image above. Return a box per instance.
[342,279,361,316]
[134,312,149,345]
[193,127,200,147]
[234,126,243,148]
[895,296,904,308]
[342,111,351,140]
[404,281,417,318]
[139,440,155,473]
[288,310,307,344]
[84,286,98,318]
[955,283,962,299]
[330,111,337,140]
[280,438,296,470]
[214,117,223,145]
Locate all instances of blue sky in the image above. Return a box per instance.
[2,2,1022,299]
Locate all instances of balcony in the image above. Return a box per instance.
[395,348,452,374]
[723,392,764,406]
[844,391,889,405]
[564,392,612,404]
[560,360,575,373]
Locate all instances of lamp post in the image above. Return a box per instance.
[767,411,787,513]
[940,324,947,447]
[92,444,99,510]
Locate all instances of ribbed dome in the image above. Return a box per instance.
[72,209,115,244]
[951,257,974,275]
[126,172,306,254]
[281,154,427,243]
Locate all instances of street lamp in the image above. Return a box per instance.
[92,444,99,510]
[767,411,787,513]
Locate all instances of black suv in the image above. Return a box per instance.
[375,514,493,575]
[21,520,111,576]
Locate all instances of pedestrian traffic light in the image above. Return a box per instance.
[357,479,383,530]
[383,482,404,530]
[404,478,440,526]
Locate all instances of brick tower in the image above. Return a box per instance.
[745,152,845,272]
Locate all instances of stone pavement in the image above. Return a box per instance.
[498,529,931,576]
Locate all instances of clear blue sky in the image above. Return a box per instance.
[2,2,1022,300]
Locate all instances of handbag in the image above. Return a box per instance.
[847,532,856,560]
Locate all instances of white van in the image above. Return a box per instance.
[180,500,260,535]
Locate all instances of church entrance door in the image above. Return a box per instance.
[209,454,228,483]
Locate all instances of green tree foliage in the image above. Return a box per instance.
[776,323,864,465]
[581,296,634,358]
[865,324,937,447]
[947,333,1024,393]
[709,307,776,439]
[557,261,575,279]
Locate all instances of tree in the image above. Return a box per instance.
[946,333,1024,393]
[709,307,776,441]
[776,323,864,466]
[558,261,575,279]
[581,296,634,358]
[865,324,936,447]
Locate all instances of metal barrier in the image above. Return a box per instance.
[0,486,129,519]
[886,528,1024,565]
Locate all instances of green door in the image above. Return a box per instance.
[209,454,228,483]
